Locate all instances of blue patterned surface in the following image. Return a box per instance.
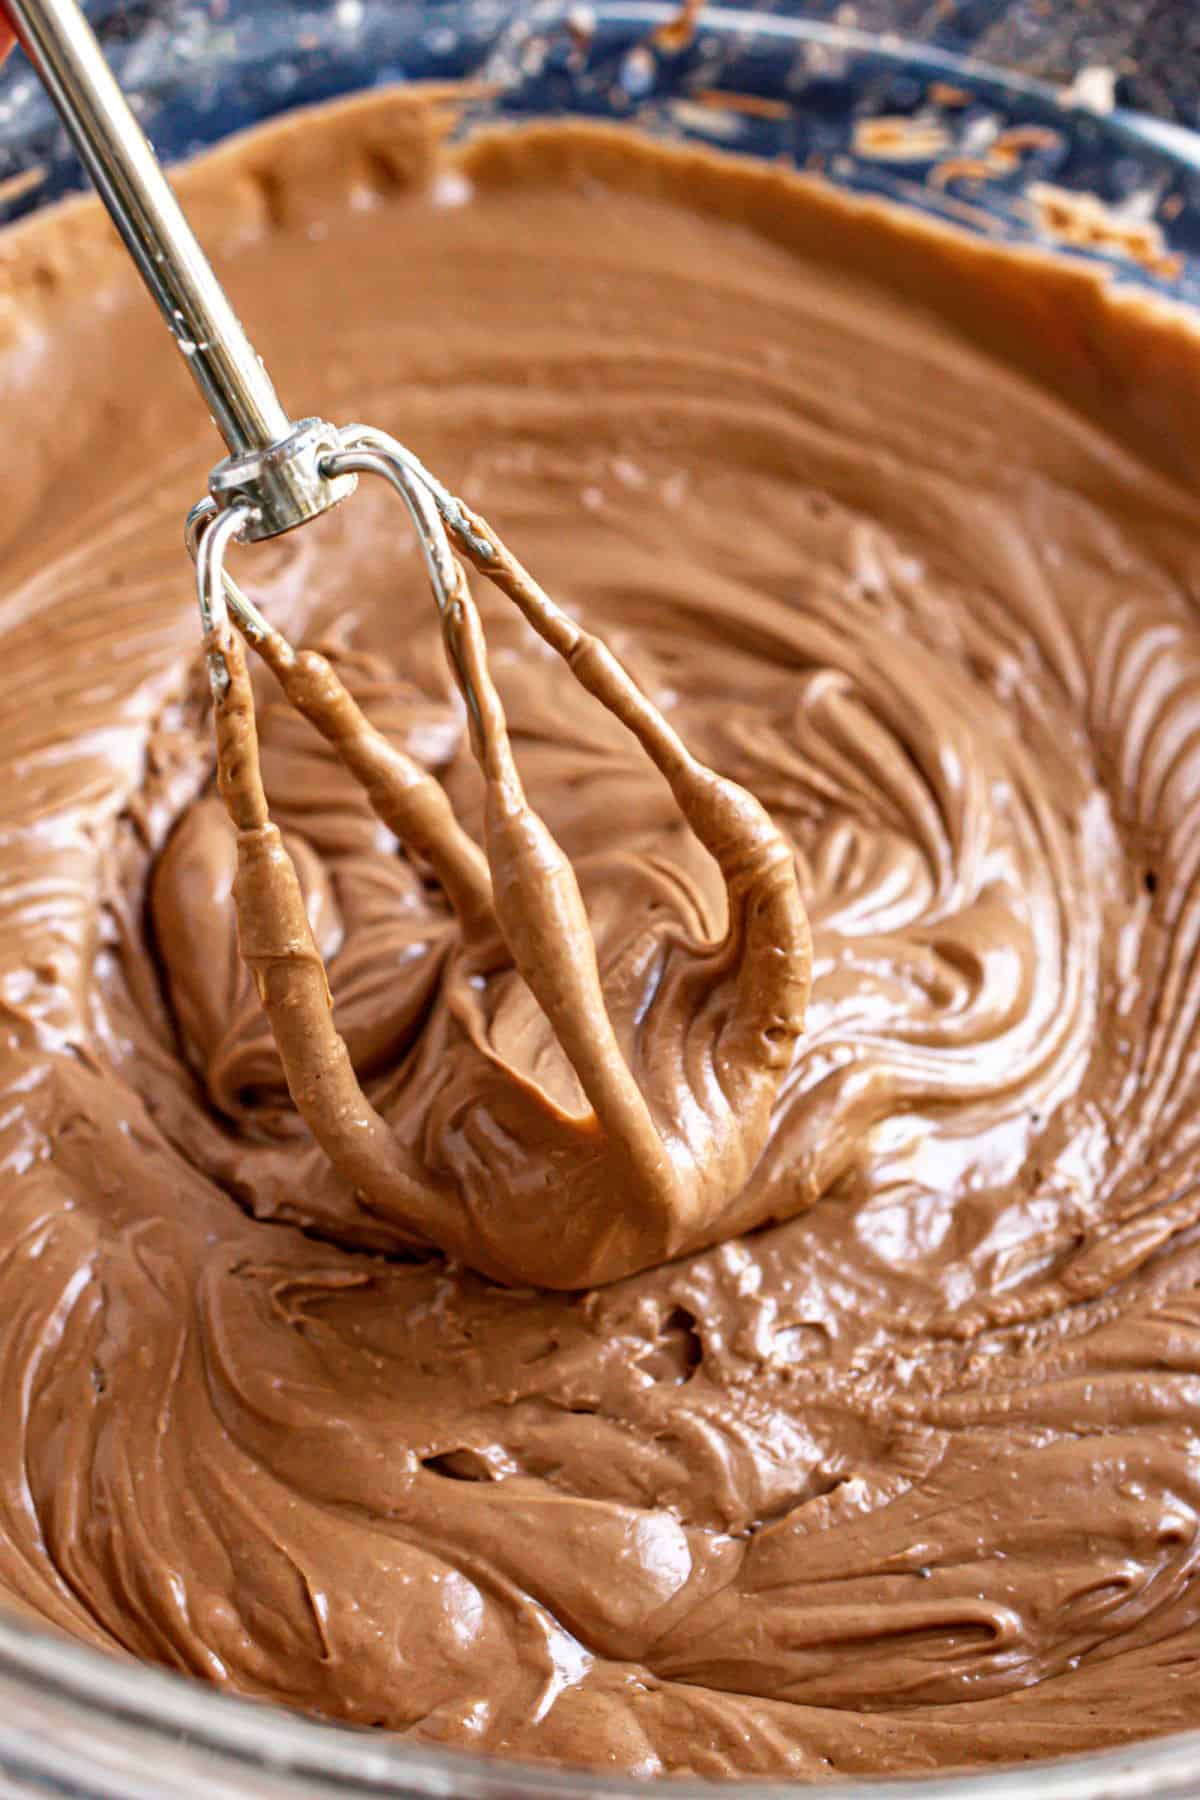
[0,2,1198,297]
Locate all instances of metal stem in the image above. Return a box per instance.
[4,0,292,456]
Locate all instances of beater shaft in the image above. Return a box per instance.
[2,0,355,539]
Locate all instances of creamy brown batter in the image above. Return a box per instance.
[2,87,1200,1781]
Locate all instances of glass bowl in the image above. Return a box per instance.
[1,4,1200,1795]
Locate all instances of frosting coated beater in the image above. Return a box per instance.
[2,0,812,1286]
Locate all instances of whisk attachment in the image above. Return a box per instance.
[189,429,812,1289]
[8,0,812,1286]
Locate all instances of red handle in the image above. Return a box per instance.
[0,4,13,61]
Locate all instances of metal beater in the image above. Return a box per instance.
[1,0,811,1287]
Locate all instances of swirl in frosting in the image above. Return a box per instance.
[0,91,1198,1781]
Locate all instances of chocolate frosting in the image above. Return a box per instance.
[2,88,1200,1780]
